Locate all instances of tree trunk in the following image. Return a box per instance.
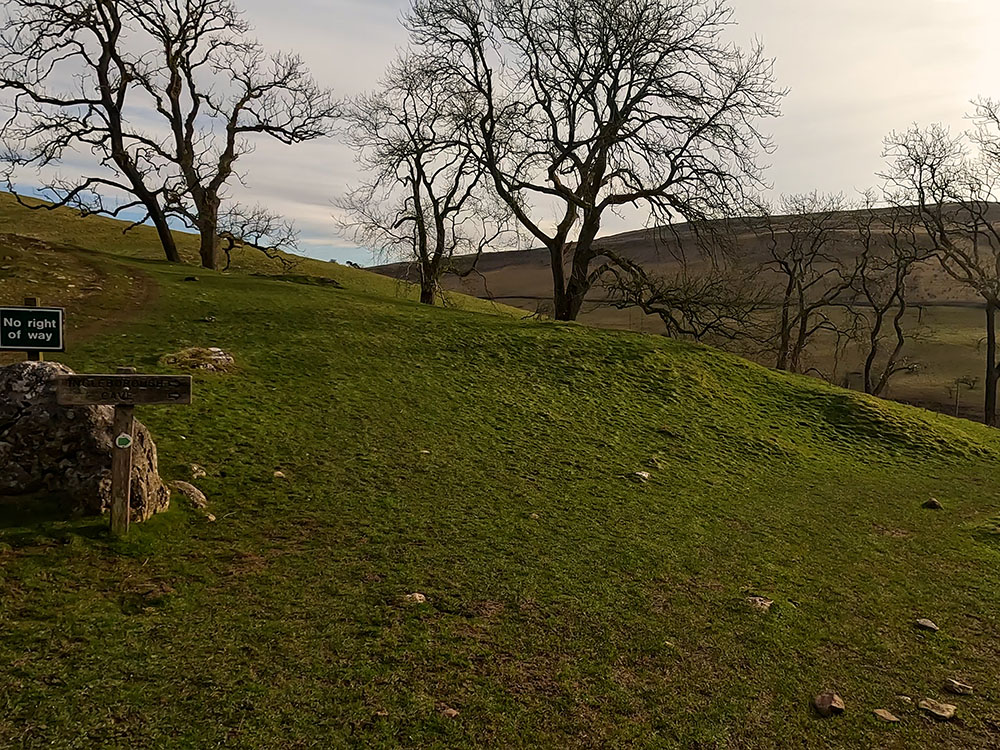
[776,278,794,370]
[986,301,998,427]
[198,226,219,270]
[419,282,436,305]
[149,208,181,264]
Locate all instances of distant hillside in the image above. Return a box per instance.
[373,206,1000,308]
[0,191,523,319]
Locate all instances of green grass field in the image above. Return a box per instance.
[3,197,1000,747]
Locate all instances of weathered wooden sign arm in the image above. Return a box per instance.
[55,371,193,536]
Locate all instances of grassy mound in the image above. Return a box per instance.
[1,197,1000,747]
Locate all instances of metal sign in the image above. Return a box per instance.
[55,374,193,406]
[0,305,65,351]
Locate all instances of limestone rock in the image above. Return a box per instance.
[631,471,651,483]
[813,690,845,717]
[0,362,169,522]
[747,596,774,611]
[160,347,235,372]
[922,498,943,510]
[944,678,974,696]
[916,618,939,632]
[190,463,207,480]
[440,707,459,719]
[403,592,427,604]
[169,481,208,509]
[873,709,899,723]
[918,698,956,720]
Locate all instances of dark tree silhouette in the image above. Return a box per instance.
[406,0,783,320]
[883,119,1000,425]
[337,54,509,305]
[0,0,182,262]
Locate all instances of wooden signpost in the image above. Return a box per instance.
[56,369,193,536]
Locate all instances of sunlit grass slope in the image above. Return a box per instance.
[1,248,1000,747]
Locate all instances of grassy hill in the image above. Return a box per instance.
[374,211,1000,422]
[3,198,1000,747]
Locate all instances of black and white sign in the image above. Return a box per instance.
[0,306,65,351]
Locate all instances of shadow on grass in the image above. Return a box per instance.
[0,492,107,545]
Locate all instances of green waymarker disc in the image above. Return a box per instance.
[115,433,134,449]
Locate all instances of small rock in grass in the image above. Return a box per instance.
[440,707,459,719]
[916,618,940,632]
[273,470,287,479]
[203,513,216,523]
[873,709,900,723]
[183,276,199,282]
[923,498,943,510]
[419,450,431,455]
[813,690,845,717]
[190,463,207,480]
[530,513,540,520]
[747,596,774,611]
[897,695,913,705]
[918,698,956,721]
[169,481,208,509]
[403,592,427,604]
[631,471,651,483]
[944,678,974,696]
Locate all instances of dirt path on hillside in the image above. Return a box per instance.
[0,234,158,365]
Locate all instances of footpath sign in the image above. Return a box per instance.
[1,297,64,360]
[56,369,193,536]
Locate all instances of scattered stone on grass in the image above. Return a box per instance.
[169,481,208,509]
[944,678,974,696]
[897,695,913,705]
[190,463,207,480]
[160,346,235,373]
[440,707,460,719]
[813,691,845,717]
[419,450,431,455]
[918,698,956,721]
[916,618,940,632]
[273,470,287,479]
[530,513,540,520]
[204,513,216,522]
[923,498,943,510]
[873,709,900,723]
[403,592,427,604]
[747,596,774,611]
[0,361,169,522]
[631,471,651,483]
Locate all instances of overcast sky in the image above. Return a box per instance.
[21,0,1000,265]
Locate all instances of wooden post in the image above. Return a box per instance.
[24,297,41,362]
[110,366,137,536]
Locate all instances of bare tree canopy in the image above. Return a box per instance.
[883,116,1000,425]
[0,0,339,269]
[752,192,857,374]
[337,54,510,305]
[406,0,784,320]
[0,0,183,261]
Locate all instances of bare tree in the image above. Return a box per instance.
[337,54,510,305]
[848,195,929,396]
[883,120,1000,425]
[217,203,298,271]
[406,0,783,320]
[125,0,339,270]
[0,0,182,262]
[603,251,771,345]
[754,192,856,374]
